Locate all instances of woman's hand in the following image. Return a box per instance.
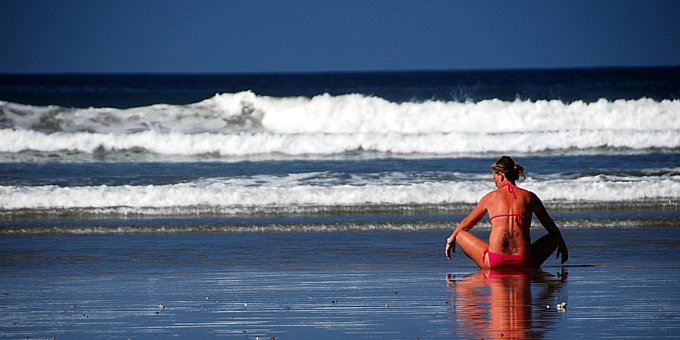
[556,238,569,264]
[445,235,456,259]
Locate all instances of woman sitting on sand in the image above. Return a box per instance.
[445,156,568,269]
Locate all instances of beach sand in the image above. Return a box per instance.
[1,227,679,339]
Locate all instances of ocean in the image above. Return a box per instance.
[1,68,680,338]
[1,68,679,234]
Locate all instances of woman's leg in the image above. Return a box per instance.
[455,231,490,269]
[531,233,558,268]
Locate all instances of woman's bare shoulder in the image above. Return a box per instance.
[477,190,501,211]
[516,185,535,197]
[480,190,497,202]
[524,189,547,210]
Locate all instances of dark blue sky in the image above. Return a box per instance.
[2,0,679,73]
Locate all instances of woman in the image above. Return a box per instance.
[445,156,568,269]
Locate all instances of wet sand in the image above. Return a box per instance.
[1,227,679,339]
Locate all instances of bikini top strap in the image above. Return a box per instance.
[489,210,525,226]
[504,183,516,199]
[489,183,524,226]
[515,209,524,226]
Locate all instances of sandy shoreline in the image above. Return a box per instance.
[1,227,679,339]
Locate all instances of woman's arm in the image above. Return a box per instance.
[532,194,569,263]
[446,194,489,259]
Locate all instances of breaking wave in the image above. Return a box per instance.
[2,172,678,214]
[1,93,679,157]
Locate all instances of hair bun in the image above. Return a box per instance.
[514,163,526,181]
[491,156,526,182]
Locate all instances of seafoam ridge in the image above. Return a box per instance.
[1,174,678,212]
[1,94,679,157]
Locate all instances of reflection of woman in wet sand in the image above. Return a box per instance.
[446,269,567,339]
[445,156,568,269]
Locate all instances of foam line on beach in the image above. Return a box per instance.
[1,174,678,211]
[1,218,677,235]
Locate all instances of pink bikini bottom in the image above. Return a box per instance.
[483,248,533,269]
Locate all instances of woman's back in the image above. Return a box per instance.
[485,183,533,255]
[445,155,567,269]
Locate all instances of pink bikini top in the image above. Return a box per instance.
[489,183,525,227]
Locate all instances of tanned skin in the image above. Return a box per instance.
[445,171,568,269]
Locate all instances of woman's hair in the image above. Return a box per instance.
[490,155,525,182]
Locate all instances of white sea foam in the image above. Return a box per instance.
[1,94,679,157]
[1,174,678,211]
[1,218,672,235]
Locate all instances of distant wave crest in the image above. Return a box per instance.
[1,93,679,156]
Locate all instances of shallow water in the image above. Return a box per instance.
[1,228,678,339]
